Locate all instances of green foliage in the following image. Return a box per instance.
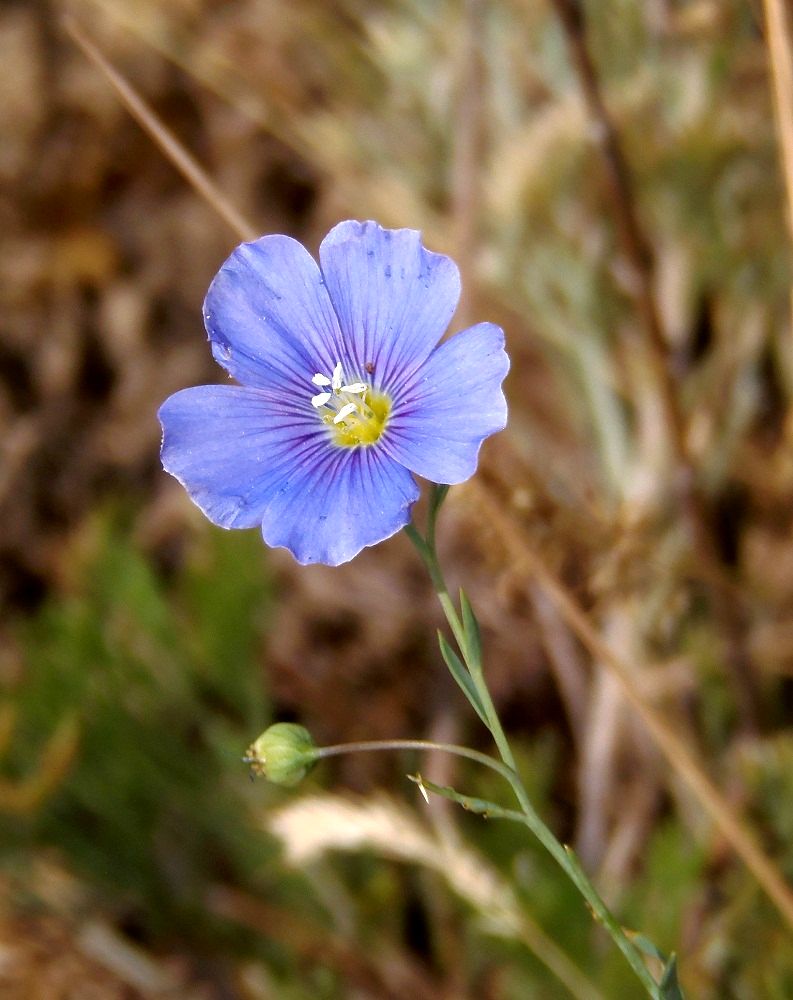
[2,512,276,941]
[4,509,792,994]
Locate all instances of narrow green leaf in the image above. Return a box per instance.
[459,588,482,664]
[407,774,506,818]
[629,936,686,1000]
[659,956,684,1000]
[437,631,490,729]
[630,934,667,963]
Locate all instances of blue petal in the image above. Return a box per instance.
[159,384,327,529]
[383,322,509,484]
[259,444,420,566]
[318,221,461,389]
[203,235,346,392]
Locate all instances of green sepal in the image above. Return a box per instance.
[437,631,490,729]
[459,588,482,664]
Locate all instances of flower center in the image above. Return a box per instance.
[310,361,390,447]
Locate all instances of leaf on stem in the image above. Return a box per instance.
[437,631,490,729]
[407,773,506,818]
[459,588,482,664]
[630,934,685,1000]
[659,957,684,1000]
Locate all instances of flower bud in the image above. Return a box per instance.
[245,723,317,786]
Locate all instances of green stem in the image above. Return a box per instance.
[314,739,610,1000]
[404,520,515,769]
[318,735,660,997]
[404,500,664,1000]
[315,737,516,783]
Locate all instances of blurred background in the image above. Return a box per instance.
[3,0,793,996]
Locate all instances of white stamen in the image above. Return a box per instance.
[333,402,358,424]
[309,362,382,440]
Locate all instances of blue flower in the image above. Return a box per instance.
[158,220,509,566]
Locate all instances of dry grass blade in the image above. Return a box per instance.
[77,0,447,243]
[62,15,256,244]
[762,0,793,323]
[548,0,762,733]
[468,479,793,932]
[0,708,79,815]
[269,792,606,1000]
[450,0,486,330]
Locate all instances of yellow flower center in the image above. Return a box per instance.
[310,362,391,448]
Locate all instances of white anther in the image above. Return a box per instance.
[331,362,344,392]
[311,373,331,387]
[340,382,367,395]
[311,391,332,408]
[333,402,358,424]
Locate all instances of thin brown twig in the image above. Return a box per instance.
[529,583,589,744]
[80,0,449,244]
[469,478,793,932]
[451,0,487,330]
[761,0,793,326]
[62,15,256,244]
[548,0,762,732]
